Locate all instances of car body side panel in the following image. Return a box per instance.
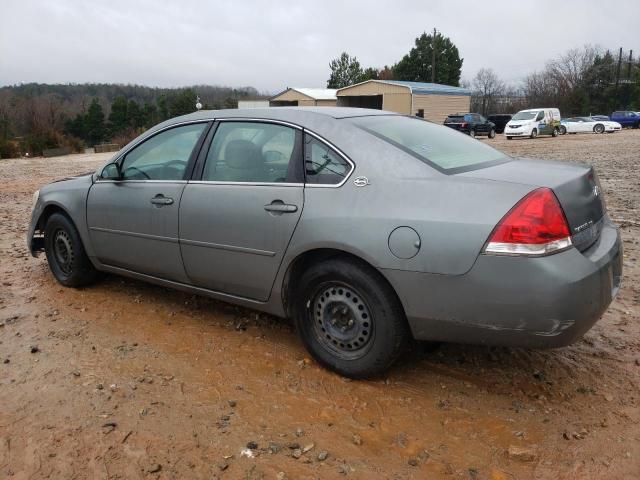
[383,218,622,347]
[28,174,98,261]
[284,167,534,277]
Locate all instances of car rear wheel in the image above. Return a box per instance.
[530,128,538,139]
[292,256,410,378]
[44,213,103,287]
[559,125,567,135]
[551,127,559,137]
[594,124,605,134]
[488,128,496,139]
[469,129,476,138]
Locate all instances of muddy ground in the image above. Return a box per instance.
[1,130,639,480]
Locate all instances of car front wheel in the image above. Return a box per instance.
[293,257,410,378]
[530,128,538,139]
[44,213,103,287]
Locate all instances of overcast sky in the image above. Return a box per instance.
[1,0,638,93]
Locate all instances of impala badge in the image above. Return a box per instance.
[353,176,370,187]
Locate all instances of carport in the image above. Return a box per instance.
[336,80,471,122]
[269,88,338,107]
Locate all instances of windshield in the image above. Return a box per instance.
[511,111,538,121]
[348,115,510,173]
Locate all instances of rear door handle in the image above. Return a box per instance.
[264,202,298,213]
[150,195,174,206]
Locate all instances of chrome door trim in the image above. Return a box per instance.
[94,179,189,184]
[216,118,303,130]
[188,180,304,187]
[179,238,276,257]
[89,226,179,243]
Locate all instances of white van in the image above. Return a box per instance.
[504,108,561,139]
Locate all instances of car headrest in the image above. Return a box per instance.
[224,140,263,170]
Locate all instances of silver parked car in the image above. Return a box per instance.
[28,108,623,378]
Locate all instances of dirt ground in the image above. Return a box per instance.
[1,130,639,480]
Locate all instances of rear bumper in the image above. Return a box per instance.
[383,217,622,348]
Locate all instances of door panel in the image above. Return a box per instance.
[86,122,209,281]
[179,184,303,300]
[87,182,190,282]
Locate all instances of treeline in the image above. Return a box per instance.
[329,36,639,118]
[0,83,266,158]
[468,46,640,116]
[327,30,463,88]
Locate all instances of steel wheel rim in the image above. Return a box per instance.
[53,229,74,275]
[309,282,374,359]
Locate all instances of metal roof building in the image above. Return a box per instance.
[336,80,471,122]
[270,88,338,107]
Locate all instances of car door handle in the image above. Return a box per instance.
[150,195,174,206]
[264,202,298,213]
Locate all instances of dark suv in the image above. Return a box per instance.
[487,114,512,134]
[444,113,496,138]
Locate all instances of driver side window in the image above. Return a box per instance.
[535,111,545,121]
[121,123,207,180]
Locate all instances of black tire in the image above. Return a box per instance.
[551,127,559,137]
[292,256,410,378]
[594,124,605,134]
[633,121,639,129]
[559,125,567,135]
[506,136,512,140]
[469,129,476,138]
[44,213,103,287]
[530,128,538,139]
[488,128,496,139]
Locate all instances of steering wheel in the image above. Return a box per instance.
[123,165,151,180]
[162,159,188,177]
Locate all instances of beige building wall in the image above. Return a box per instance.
[382,93,412,114]
[338,81,409,96]
[271,89,313,103]
[270,90,337,107]
[316,99,337,107]
[412,94,471,123]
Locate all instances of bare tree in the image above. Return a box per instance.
[471,68,505,115]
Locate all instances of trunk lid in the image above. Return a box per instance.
[460,158,605,251]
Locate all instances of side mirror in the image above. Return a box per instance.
[100,163,121,180]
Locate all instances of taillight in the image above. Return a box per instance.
[484,188,572,256]
[461,122,468,128]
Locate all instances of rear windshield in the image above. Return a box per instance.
[445,115,464,122]
[348,115,510,173]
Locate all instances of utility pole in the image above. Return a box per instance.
[614,47,622,108]
[431,28,437,83]
[627,50,633,79]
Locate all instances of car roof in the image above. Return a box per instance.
[163,107,396,126]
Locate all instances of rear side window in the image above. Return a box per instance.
[304,134,352,185]
[202,122,301,183]
[348,115,509,174]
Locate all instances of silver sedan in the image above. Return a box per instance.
[28,107,623,378]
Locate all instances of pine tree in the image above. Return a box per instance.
[393,31,463,86]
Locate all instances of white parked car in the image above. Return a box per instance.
[559,117,622,135]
